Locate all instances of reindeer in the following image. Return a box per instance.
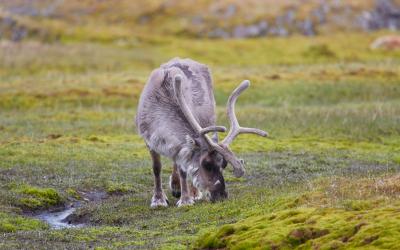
[136,58,267,207]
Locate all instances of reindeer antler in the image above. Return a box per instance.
[174,74,267,177]
[174,75,226,136]
[221,80,268,145]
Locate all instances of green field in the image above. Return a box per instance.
[1,30,400,249]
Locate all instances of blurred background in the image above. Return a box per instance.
[0,0,400,41]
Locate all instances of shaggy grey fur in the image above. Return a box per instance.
[136,57,216,163]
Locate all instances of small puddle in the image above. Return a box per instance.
[35,204,84,229]
[33,191,107,229]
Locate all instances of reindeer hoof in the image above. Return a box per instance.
[194,191,204,201]
[177,197,194,207]
[151,193,169,208]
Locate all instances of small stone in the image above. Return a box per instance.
[224,4,237,19]
[208,28,230,39]
[192,16,203,25]
[269,26,289,37]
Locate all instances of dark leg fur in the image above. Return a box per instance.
[170,163,181,198]
[150,150,168,207]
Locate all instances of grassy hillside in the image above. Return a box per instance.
[1,0,398,42]
[0,30,399,249]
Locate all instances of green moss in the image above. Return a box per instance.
[106,182,133,195]
[343,200,374,211]
[87,135,106,142]
[393,156,400,165]
[195,206,400,249]
[303,44,337,59]
[66,188,81,199]
[0,212,48,233]
[14,185,64,210]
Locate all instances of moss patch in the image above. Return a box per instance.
[14,185,64,211]
[0,212,48,233]
[195,206,400,249]
[106,182,134,195]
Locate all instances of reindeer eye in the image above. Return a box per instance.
[221,158,227,169]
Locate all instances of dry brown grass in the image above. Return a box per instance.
[301,174,400,208]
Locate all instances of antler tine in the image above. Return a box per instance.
[200,126,227,135]
[174,75,226,137]
[174,75,265,178]
[221,80,268,145]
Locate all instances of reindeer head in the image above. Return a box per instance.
[174,75,268,201]
[197,147,228,202]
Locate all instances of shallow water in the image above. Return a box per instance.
[34,191,107,229]
[35,206,84,229]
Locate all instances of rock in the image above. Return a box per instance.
[370,35,400,50]
[233,21,268,38]
[360,0,400,31]
[245,24,261,37]
[333,0,342,7]
[138,15,150,24]
[0,15,29,42]
[321,2,331,13]
[7,6,40,17]
[2,16,17,28]
[11,26,27,41]
[233,25,250,38]
[312,7,327,24]
[210,3,236,20]
[4,0,63,17]
[283,9,296,25]
[192,16,203,25]
[258,20,268,33]
[269,26,289,37]
[224,4,236,19]
[208,28,230,39]
[297,18,315,36]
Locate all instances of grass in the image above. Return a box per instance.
[0,30,399,249]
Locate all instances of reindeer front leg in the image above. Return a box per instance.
[177,167,194,207]
[149,150,168,208]
[169,163,181,198]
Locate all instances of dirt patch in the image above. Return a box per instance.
[47,134,62,140]
[362,235,379,245]
[288,227,330,245]
[341,222,367,243]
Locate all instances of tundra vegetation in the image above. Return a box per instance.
[1,1,400,249]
